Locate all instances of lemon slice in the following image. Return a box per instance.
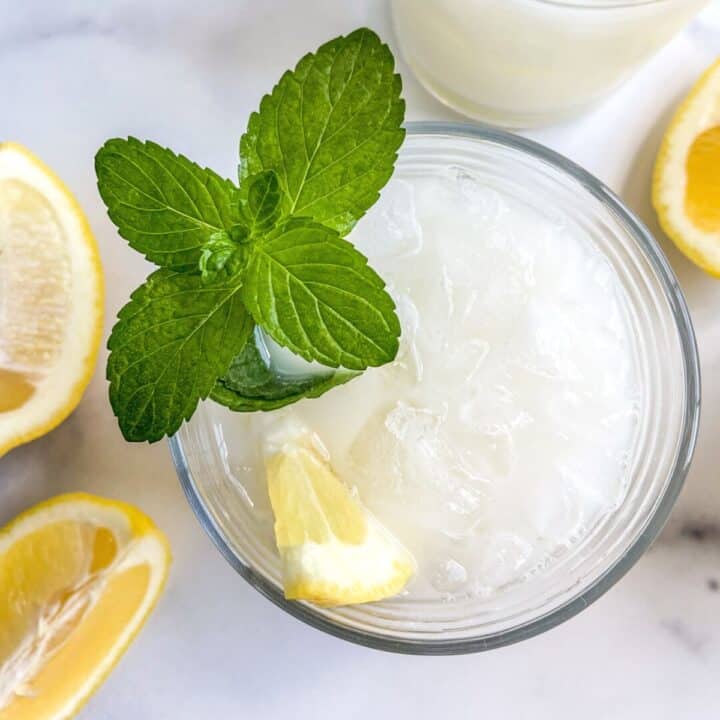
[0,493,170,719]
[266,434,415,606]
[653,58,720,275]
[0,143,103,456]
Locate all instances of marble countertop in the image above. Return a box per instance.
[1,1,719,717]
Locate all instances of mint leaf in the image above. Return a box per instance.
[107,268,251,442]
[211,331,359,411]
[242,219,400,370]
[198,232,236,280]
[212,373,356,412]
[240,27,405,236]
[240,170,286,232]
[96,138,239,270]
[198,231,247,282]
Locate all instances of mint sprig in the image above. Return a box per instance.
[98,28,404,442]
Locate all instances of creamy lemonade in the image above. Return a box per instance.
[392,0,709,126]
[95,25,698,647]
[212,164,640,600]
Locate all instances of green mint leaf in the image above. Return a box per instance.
[241,219,400,370]
[240,170,286,232]
[96,138,239,270]
[240,27,405,236]
[210,329,359,411]
[198,231,239,282]
[229,223,251,244]
[107,268,252,442]
[212,371,356,412]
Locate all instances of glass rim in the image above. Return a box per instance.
[169,120,701,655]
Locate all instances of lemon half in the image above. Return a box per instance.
[0,143,104,456]
[653,58,720,275]
[266,436,415,607]
[0,493,171,720]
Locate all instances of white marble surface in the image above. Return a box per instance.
[1,1,719,717]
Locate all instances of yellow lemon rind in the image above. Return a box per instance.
[0,492,167,553]
[652,58,720,276]
[0,493,171,720]
[266,435,416,607]
[0,143,104,457]
[284,559,415,607]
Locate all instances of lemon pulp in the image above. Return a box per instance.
[0,143,103,455]
[685,125,720,233]
[268,444,366,546]
[0,494,170,720]
[653,58,720,275]
[266,436,415,606]
[0,180,71,409]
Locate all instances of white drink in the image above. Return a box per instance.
[392,0,709,126]
[219,168,640,600]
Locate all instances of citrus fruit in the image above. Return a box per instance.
[0,493,170,719]
[266,435,415,606]
[653,58,720,275]
[0,143,103,456]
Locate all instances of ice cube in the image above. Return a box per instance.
[391,293,423,383]
[385,400,442,447]
[475,532,535,588]
[350,401,448,499]
[349,179,422,263]
[431,558,468,594]
[447,166,505,227]
[349,405,404,494]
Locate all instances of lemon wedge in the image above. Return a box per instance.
[0,493,170,719]
[653,58,720,275]
[0,143,103,456]
[266,435,415,606]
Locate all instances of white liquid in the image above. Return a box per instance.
[228,170,640,600]
[391,0,708,126]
